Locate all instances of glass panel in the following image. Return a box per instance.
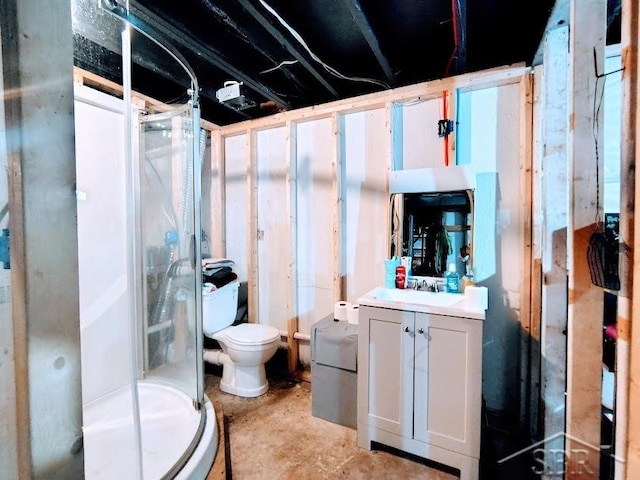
[0,27,17,477]
[139,105,200,399]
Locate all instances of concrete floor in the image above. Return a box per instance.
[203,349,531,480]
[204,371,458,480]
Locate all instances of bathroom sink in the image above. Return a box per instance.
[357,286,485,320]
[372,288,464,308]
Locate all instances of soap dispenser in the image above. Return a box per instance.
[445,263,460,293]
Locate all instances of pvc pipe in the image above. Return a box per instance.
[278,330,310,342]
[203,349,233,386]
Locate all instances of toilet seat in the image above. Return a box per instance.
[220,324,280,346]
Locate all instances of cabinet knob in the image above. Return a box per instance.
[418,327,424,334]
[404,326,410,333]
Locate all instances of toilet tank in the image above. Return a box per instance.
[202,281,239,337]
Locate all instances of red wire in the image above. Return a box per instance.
[451,0,459,44]
[445,0,459,77]
[443,90,449,167]
[442,0,459,165]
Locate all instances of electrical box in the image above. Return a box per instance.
[216,81,242,102]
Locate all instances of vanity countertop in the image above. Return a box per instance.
[357,286,486,320]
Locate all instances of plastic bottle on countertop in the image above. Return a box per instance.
[395,264,407,289]
[445,263,459,293]
[464,265,474,288]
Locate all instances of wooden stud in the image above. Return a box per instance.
[565,1,606,477]
[519,72,535,431]
[331,113,346,301]
[286,120,300,374]
[209,130,226,257]
[622,0,640,476]
[247,131,259,323]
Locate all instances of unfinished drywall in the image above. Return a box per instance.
[216,67,532,419]
[224,134,249,283]
[469,83,526,415]
[256,127,289,332]
[296,118,336,365]
[393,81,527,417]
[396,97,446,169]
[343,109,390,303]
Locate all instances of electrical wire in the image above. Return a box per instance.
[257,0,390,89]
[445,0,461,77]
[590,47,623,230]
[592,72,605,229]
[260,60,299,74]
[442,90,450,166]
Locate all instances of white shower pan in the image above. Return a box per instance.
[83,382,216,479]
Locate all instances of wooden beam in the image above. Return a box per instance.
[332,113,346,301]
[129,1,292,111]
[342,0,395,86]
[247,131,259,323]
[519,71,535,432]
[454,0,467,74]
[538,26,570,456]
[220,63,529,136]
[565,1,606,478]
[210,130,226,257]
[286,121,300,374]
[622,0,640,475]
[237,0,339,98]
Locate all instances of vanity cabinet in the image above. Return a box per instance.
[357,305,483,480]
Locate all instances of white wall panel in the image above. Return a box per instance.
[296,119,334,363]
[256,127,288,330]
[74,86,132,405]
[399,98,445,169]
[224,135,249,282]
[344,109,389,303]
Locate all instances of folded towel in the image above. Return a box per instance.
[201,257,235,269]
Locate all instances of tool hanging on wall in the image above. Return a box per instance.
[586,66,620,291]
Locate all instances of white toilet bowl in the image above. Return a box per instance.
[202,281,281,397]
[208,323,280,397]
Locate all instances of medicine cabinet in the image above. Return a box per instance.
[390,190,473,278]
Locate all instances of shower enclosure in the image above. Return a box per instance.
[74,1,215,478]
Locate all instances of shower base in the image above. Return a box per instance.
[83,382,216,479]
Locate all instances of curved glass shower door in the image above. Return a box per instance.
[137,104,203,397]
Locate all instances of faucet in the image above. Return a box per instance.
[407,278,429,290]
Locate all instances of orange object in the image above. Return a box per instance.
[442,90,449,166]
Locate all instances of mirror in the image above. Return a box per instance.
[391,190,473,278]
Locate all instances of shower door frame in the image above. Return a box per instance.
[135,102,205,407]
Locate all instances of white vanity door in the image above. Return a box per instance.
[359,306,415,438]
[413,313,483,458]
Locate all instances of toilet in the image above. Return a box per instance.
[202,281,281,397]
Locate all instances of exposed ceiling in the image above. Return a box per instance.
[72,0,622,126]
